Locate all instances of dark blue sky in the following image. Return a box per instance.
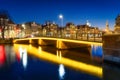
[0,0,120,29]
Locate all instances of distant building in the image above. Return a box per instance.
[64,22,77,38]
[114,14,120,33]
[21,22,42,37]
[42,21,58,37]
[76,23,102,41]
[0,10,16,38]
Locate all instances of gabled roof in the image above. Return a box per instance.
[76,24,89,29]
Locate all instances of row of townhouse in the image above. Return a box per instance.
[0,11,104,40]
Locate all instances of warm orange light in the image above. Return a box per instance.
[14,44,102,78]
[13,37,102,46]
[57,40,62,49]
[38,39,41,45]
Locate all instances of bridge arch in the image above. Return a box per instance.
[13,37,103,57]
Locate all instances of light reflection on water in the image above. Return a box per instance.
[58,64,65,80]
[0,45,102,80]
[18,47,28,69]
[57,50,62,60]
[14,44,102,78]
[0,45,6,66]
[38,46,42,54]
[91,44,103,58]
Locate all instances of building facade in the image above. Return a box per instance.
[0,11,17,39]
[42,21,58,37]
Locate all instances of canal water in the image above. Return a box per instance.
[0,44,119,80]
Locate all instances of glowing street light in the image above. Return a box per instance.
[59,14,63,19]
[21,24,26,38]
[59,14,63,27]
[22,24,25,29]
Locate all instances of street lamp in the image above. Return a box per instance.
[59,14,63,27]
[22,24,25,29]
[21,24,26,38]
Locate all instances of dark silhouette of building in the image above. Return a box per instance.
[114,14,120,33]
[0,10,14,24]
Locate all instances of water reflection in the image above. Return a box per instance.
[58,64,65,80]
[18,47,28,68]
[38,46,42,54]
[0,45,6,66]
[0,45,17,67]
[14,44,102,78]
[103,63,120,80]
[57,50,62,60]
[22,49,27,68]
[1,44,120,80]
[0,44,103,80]
[91,45,103,58]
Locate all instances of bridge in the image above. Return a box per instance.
[13,37,103,58]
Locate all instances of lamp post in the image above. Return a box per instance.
[22,24,25,29]
[59,14,63,27]
[21,24,25,38]
[59,14,63,38]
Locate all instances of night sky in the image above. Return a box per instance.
[0,0,120,29]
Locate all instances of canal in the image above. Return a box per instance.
[0,44,119,80]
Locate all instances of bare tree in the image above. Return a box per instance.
[0,10,14,39]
